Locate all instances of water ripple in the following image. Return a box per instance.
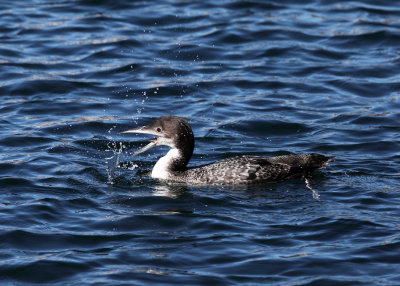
[0,0,399,284]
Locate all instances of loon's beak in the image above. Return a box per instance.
[131,140,157,156]
[121,126,155,135]
[121,127,158,156]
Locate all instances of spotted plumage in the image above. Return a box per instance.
[122,116,333,186]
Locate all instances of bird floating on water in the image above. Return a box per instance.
[122,115,333,186]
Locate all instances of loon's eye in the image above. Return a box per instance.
[156,127,162,133]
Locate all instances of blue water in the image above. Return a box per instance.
[1,0,400,284]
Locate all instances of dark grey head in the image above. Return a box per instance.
[122,115,195,169]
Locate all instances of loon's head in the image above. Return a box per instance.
[122,116,195,168]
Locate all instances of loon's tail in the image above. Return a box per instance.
[306,153,334,170]
[296,153,334,179]
[265,153,334,179]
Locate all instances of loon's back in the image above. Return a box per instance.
[178,153,333,185]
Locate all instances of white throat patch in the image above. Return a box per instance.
[151,148,182,180]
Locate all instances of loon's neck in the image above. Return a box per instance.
[151,148,187,180]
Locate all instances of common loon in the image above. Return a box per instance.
[122,115,333,185]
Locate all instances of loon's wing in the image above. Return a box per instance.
[185,156,290,185]
[184,154,333,185]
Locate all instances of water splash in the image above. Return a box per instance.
[305,177,320,201]
[105,137,139,185]
[105,141,123,185]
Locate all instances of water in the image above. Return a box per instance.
[1,0,400,284]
